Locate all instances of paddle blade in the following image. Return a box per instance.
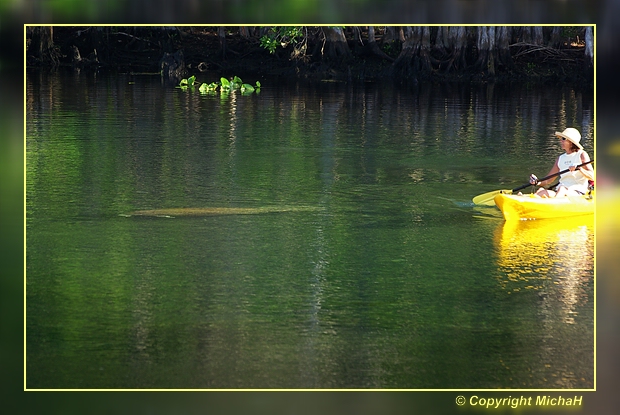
[472,189,512,206]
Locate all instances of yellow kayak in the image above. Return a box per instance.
[494,192,594,221]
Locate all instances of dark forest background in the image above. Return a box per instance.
[25,25,594,87]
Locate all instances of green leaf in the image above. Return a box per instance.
[188,75,196,86]
[199,83,207,93]
[232,76,243,88]
[260,35,278,54]
[255,81,261,88]
[179,78,188,86]
[241,84,255,93]
[220,77,230,89]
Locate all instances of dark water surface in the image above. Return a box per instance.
[26,71,594,389]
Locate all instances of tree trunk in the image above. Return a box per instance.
[218,26,227,60]
[391,26,433,80]
[160,50,186,85]
[584,26,594,72]
[521,26,543,45]
[475,26,497,76]
[366,26,394,61]
[382,26,405,43]
[433,26,450,57]
[475,26,496,76]
[443,26,468,73]
[320,27,351,62]
[28,26,58,65]
[419,26,433,72]
[495,26,514,70]
[532,26,544,45]
[549,26,562,48]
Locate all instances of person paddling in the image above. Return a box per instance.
[528,128,594,198]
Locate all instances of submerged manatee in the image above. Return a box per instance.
[125,206,322,218]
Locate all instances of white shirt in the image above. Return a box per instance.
[557,150,588,193]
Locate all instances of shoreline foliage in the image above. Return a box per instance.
[26,26,593,87]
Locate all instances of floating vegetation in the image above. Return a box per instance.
[178,75,261,96]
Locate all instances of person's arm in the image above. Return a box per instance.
[530,159,560,186]
[571,151,594,181]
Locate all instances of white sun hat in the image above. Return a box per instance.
[555,127,583,150]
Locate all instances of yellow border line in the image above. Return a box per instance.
[592,23,597,393]
[23,23,28,393]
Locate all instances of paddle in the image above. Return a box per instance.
[472,160,594,206]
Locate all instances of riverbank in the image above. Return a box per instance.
[26,26,594,88]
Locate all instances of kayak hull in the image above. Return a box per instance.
[494,193,594,221]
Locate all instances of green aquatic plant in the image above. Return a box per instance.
[241,80,260,95]
[178,75,197,90]
[178,75,261,95]
[199,82,218,93]
[219,77,231,91]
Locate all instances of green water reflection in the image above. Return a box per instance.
[26,71,593,389]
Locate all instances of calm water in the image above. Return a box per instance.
[26,70,594,389]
